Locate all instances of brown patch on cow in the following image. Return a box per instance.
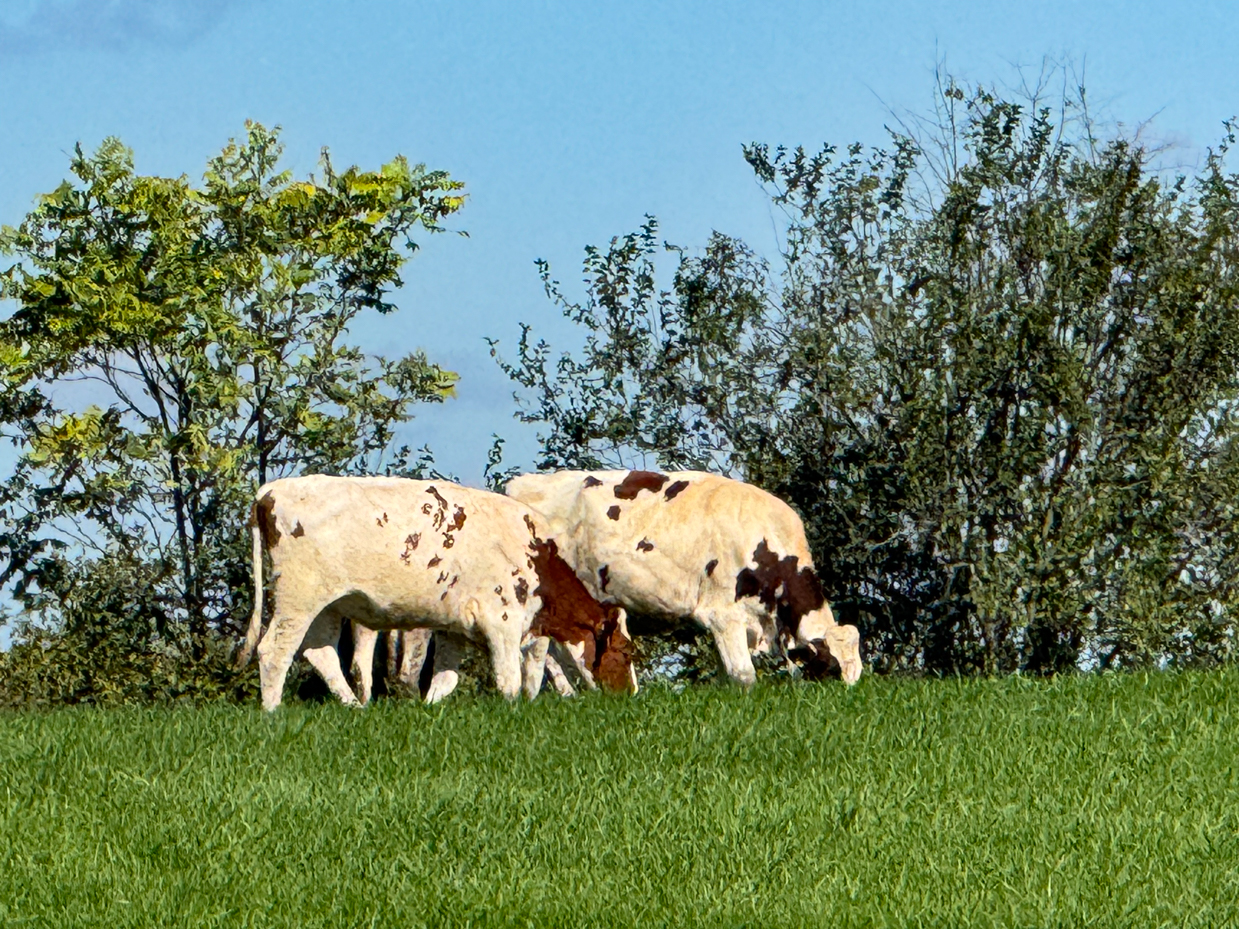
[421,502,432,515]
[511,567,521,576]
[437,570,449,584]
[291,521,305,538]
[599,565,610,592]
[664,480,690,501]
[448,575,459,588]
[494,585,503,596]
[441,591,449,601]
[426,484,449,511]
[613,470,669,500]
[514,576,529,604]
[526,536,633,692]
[256,492,280,546]
[583,475,603,488]
[449,506,467,532]
[400,533,421,564]
[427,554,441,568]
[733,539,826,637]
[593,606,635,692]
[606,505,621,521]
[636,538,654,552]
[442,535,455,549]
[705,559,718,577]
[502,612,509,621]
[523,514,538,537]
[376,512,389,527]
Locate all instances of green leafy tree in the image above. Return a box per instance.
[496,75,1239,676]
[0,123,462,704]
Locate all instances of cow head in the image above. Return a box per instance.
[788,621,863,684]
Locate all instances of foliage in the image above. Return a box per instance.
[496,75,1239,675]
[0,124,463,703]
[3,671,1239,926]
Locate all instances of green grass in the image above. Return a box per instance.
[2,671,1238,928]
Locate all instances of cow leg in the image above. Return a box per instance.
[351,624,379,705]
[553,639,598,690]
[301,610,361,708]
[544,653,576,697]
[424,633,463,704]
[398,628,433,689]
[521,635,551,700]
[706,612,758,687]
[484,626,523,701]
[257,604,319,712]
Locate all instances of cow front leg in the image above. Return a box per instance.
[424,633,462,704]
[351,623,379,705]
[485,628,524,701]
[521,635,551,700]
[707,612,758,688]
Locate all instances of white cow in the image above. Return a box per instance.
[238,475,635,710]
[506,469,863,688]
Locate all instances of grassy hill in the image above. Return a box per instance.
[2,670,1238,927]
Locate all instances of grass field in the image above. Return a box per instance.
[2,671,1238,928]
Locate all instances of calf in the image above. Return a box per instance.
[506,470,862,688]
[238,476,634,710]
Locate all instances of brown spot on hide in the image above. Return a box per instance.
[613,470,669,500]
[664,480,690,500]
[291,521,305,538]
[502,612,509,621]
[400,533,421,564]
[607,505,621,521]
[527,536,633,692]
[636,538,654,552]
[441,591,449,601]
[514,577,529,604]
[599,565,610,592]
[594,606,636,693]
[437,570,449,584]
[376,512,389,527]
[421,503,432,515]
[442,535,455,549]
[256,492,280,546]
[427,554,441,568]
[523,514,538,537]
[705,559,718,576]
[449,506,467,532]
[494,585,503,595]
[511,567,521,576]
[426,484,449,511]
[448,576,459,588]
[583,475,603,488]
[733,539,826,637]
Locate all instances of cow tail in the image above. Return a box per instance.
[236,512,265,668]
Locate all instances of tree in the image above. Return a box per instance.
[0,123,463,703]
[495,74,1239,676]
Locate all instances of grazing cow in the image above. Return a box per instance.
[237,475,635,710]
[506,469,862,688]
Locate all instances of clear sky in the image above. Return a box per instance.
[2,0,1236,482]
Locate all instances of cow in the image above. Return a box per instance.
[505,469,863,688]
[237,475,635,710]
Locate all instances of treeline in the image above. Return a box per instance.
[3,75,1239,704]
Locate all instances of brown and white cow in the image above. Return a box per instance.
[237,475,635,710]
[505,469,862,688]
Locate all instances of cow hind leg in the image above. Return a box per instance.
[301,610,361,708]
[521,635,551,701]
[398,628,433,690]
[257,606,318,712]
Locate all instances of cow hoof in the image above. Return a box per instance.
[424,670,460,705]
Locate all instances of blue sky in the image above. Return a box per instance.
[1,0,1237,482]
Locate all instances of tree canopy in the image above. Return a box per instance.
[497,78,1239,675]
[0,123,463,703]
